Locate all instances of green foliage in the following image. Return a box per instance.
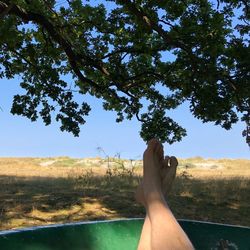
[0,0,249,143]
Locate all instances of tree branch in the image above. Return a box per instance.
[1,2,112,88]
[117,0,186,50]
[102,45,166,59]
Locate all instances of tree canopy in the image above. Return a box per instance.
[0,0,249,145]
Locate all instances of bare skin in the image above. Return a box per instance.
[136,139,194,250]
[135,155,178,206]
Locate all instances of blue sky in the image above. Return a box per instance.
[0,77,249,159]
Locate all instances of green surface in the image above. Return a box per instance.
[0,219,249,250]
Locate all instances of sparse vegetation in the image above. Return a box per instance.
[0,157,249,231]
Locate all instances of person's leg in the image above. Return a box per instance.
[137,139,194,250]
[136,155,177,250]
[137,214,151,250]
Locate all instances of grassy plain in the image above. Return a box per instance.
[0,157,249,231]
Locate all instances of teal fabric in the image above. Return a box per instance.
[0,219,249,250]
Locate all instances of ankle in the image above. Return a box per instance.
[144,189,164,205]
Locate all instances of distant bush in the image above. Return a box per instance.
[210,165,219,169]
[185,163,196,169]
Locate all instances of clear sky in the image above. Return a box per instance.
[0,77,249,160]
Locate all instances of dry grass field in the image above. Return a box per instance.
[0,157,250,231]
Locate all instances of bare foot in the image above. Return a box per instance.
[135,139,163,206]
[161,156,178,197]
[135,143,177,205]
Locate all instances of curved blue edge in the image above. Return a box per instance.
[0,219,250,250]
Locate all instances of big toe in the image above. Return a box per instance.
[144,138,160,155]
[148,138,159,148]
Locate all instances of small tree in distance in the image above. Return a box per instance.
[0,0,249,145]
